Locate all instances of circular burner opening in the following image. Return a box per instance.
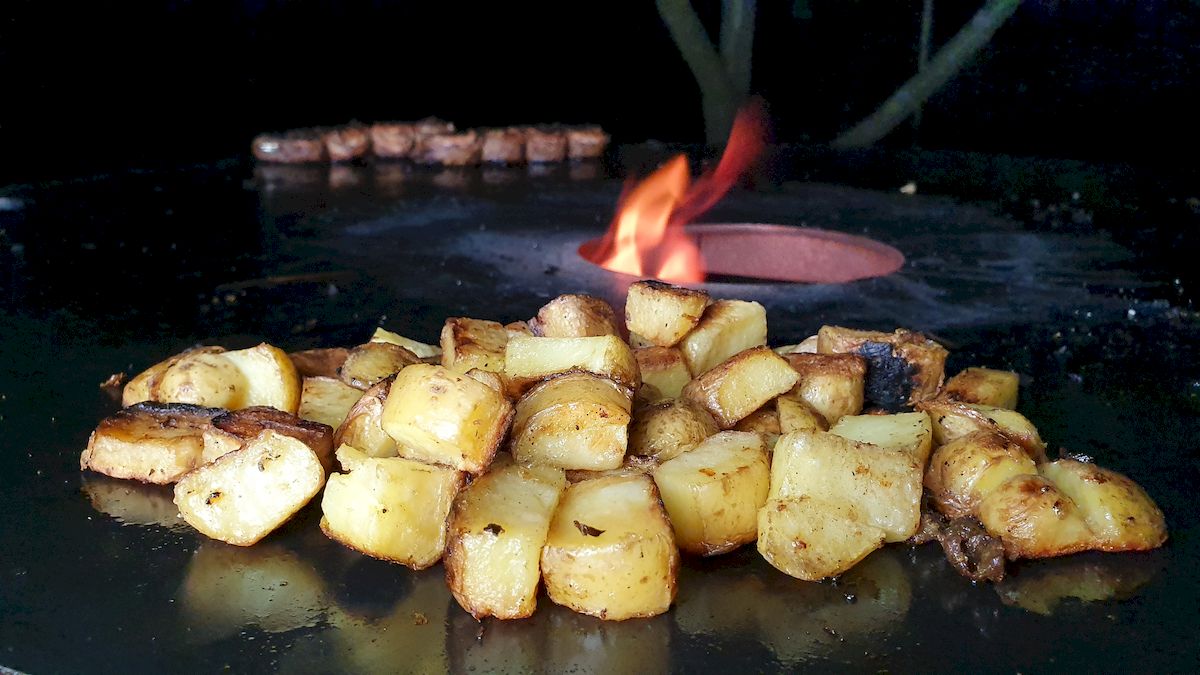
[578,223,905,284]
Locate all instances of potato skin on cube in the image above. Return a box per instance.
[208,406,335,473]
[777,397,828,434]
[337,341,420,390]
[371,327,442,360]
[444,457,567,619]
[624,280,710,348]
[682,346,799,429]
[504,334,640,394]
[757,497,886,581]
[817,326,947,412]
[627,398,719,462]
[381,364,513,474]
[441,317,509,374]
[652,431,770,556]
[924,430,1037,519]
[333,377,398,459]
[781,353,866,426]
[511,372,633,470]
[978,474,1094,560]
[919,399,1047,461]
[943,367,1020,409]
[81,402,224,484]
[541,474,678,620]
[531,294,621,338]
[122,346,227,407]
[678,300,768,376]
[1039,459,1167,552]
[634,346,692,403]
[289,347,351,378]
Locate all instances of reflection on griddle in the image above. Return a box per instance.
[253,164,327,191]
[568,160,602,182]
[328,165,367,191]
[80,475,186,530]
[995,553,1162,615]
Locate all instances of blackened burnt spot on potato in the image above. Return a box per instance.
[857,341,916,412]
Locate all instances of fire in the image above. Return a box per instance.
[584,103,767,283]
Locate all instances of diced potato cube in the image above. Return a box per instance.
[371,327,442,360]
[218,343,303,414]
[919,399,1046,461]
[652,431,769,555]
[1040,459,1167,552]
[511,372,632,470]
[333,378,398,459]
[337,341,420,390]
[770,430,922,542]
[634,346,691,403]
[829,411,934,466]
[441,317,509,374]
[682,347,799,429]
[531,294,621,338]
[541,474,678,620]
[781,353,866,425]
[81,402,222,484]
[299,376,364,430]
[776,397,828,434]
[678,300,767,375]
[817,326,947,411]
[624,280,710,348]
[732,405,781,439]
[122,346,226,407]
[321,452,463,568]
[174,430,325,546]
[757,497,885,581]
[207,406,335,473]
[444,457,568,619]
[943,367,1020,409]
[978,474,1094,560]
[381,364,513,474]
[923,430,1037,519]
[505,334,640,393]
[627,398,718,461]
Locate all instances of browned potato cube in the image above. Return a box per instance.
[682,347,799,429]
[216,343,303,414]
[137,343,301,414]
[207,406,335,473]
[943,367,1020,409]
[541,474,678,620]
[337,341,420,390]
[923,430,1037,519]
[1040,459,1167,552]
[652,431,770,555]
[370,327,442,360]
[781,353,866,425]
[511,372,632,470]
[531,294,621,338]
[627,398,718,462]
[624,280,710,348]
[828,411,934,466]
[776,397,828,434]
[122,346,226,406]
[918,399,1047,461]
[288,347,351,378]
[441,317,509,374]
[634,346,691,403]
[733,405,782,438]
[678,300,768,375]
[817,326,948,411]
[333,378,398,459]
[978,474,1094,560]
[299,376,363,430]
[757,497,886,581]
[381,364,513,474]
[81,402,223,484]
[504,334,640,394]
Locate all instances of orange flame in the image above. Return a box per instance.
[586,103,767,283]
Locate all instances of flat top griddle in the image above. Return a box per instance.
[0,153,1197,674]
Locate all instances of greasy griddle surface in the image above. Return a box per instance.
[0,158,1196,673]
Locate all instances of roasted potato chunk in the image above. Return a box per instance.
[919,399,1047,461]
[923,430,1037,519]
[174,430,325,546]
[634,346,691,403]
[772,335,818,356]
[628,398,719,461]
[444,457,567,619]
[337,341,420,390]
[652,431,770,555]
[381,364,513,474]
[732,405,782,440]
[531,294,621,338]
[541,474,678,620]
[218,343,303,414]
[298,376,363,430]
[505,334,639,394]
[122,346,226,406]
[978,474,1094,560]
[208,406,335,473]
[139,343,301,413]
[776,397,828,434]
[441,317,509,374]
[757,497,886,581]
[828,411,934,466]
[1039,459,1167,552]
[371,327,442,360]
[943,367,1020,409]
[624,280,710,348]
[781,353,866,426]
[817,326,947,411]
[288,347,351,378]
[678,300,768,375]
[81,402,223,484]
[321,447,464,568]
[511,372,632,470]
[333,377,398,459]
[682,347,799,429]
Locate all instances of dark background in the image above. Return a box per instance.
[2,0,1198,183]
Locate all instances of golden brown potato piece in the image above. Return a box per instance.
[1039,459,1167,552]
[289,347,351,379]
[337,341,420,390]
[633,346,691,403]
[772,335,819,356]
[943,367,1020,409]
[80,402,223,484]
[138,343,301,414]
[757,497,886,581]
[781,353,866,426]
[218,343,303,414]
[682,347,799,429]
[441,317,510,374]
[381,364,513,474]
[628,398,719,462]
[828,411,934,466]
[531,294,621,338]
[817,326,948,411]
[524,126,568,163]
[298,376,363,430]
[444,457,567,619]
[918,399,1047,461]
[511,372,633,470]
[776,397,829,434]
[624,281,710,348]
[333,377,398,459]
[122,346,227,406]
[923,430,1037,519]
[481,127,526,165]
[733,405,782,438]
[978,474,1094,560]
[370,121,416,159]
[505,334,640,394]
[678,300,768,375]
[652,431,770,556]
[541,474,678,620]
[209,406,335,473]
[370,327,442,360]
[174,430,326,546]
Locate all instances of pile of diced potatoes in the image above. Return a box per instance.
[81,280,1167,621]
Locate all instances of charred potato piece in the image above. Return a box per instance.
[122,346,227,406]
[370,327,442,360]
[829,411,934,466]
[541,474,678,620]
[652,431,770,556]
[943,367,1020,409]
[627,398,719,462]
[781,353,866,426]
[441,317,509,374]
[81,402,224,484]
[770,430,923,542]
[321,447,464,569]
[332,377,397,459]
[511,372,632,470]
[757,497,886,581]
[978,474,1094,560]
[299,376,363,430]
[338,341,420,390]
[634,346,691,403]
[381,364,513,474]
[289,347,351,379]
[624,280,710,348]
[174,430,325,546]
[505,334,639,394]
[682,347,799,429]
[209,406,335,473]
[678,300,768,375]
[923,430,1037,519]
[919,399,1047,461]
[444,457,567,619]
[776,397,828,434]
[1039,459,1167,552]
[817,326,948,411]
[531,294,621,338]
